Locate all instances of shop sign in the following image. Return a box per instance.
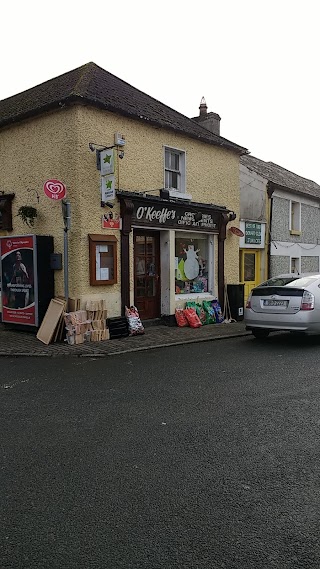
[102,213,121,229]
[0,235,36,325]
[245,222,262,244]
[101,175,115,201]
[132,202,220,232]
[99,148,115,176]
[43,179,66,200]
[229,226,244,237]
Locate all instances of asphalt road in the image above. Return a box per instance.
[1,333,320,569]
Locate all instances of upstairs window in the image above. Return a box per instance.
[289,200,301,233]
[164,147,186,196]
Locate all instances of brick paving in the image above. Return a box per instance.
[0,320,250,357]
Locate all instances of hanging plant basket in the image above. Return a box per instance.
[17,206,38,227]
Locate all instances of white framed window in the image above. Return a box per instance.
[290,257,300,274]
[164,147,189,198]
[289,200,301,233]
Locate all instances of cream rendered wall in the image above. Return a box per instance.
[0,104,241,315]
[0,109,84,303]
[77,106,241,292]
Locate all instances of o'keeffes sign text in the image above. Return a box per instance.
[136,206,176,224]
[135,205,217,229]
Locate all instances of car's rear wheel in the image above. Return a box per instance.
[252,329,270,339]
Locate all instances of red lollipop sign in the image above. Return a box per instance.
[43,179,67,201]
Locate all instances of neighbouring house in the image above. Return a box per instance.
[0,62,248,327]
[240,154,320,300]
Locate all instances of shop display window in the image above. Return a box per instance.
[175,233,208,294]
[89,234,117,285]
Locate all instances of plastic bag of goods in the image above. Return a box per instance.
[186,300,206,326]
[183,307,202,328]
[175,308,189,327]
[202,300,216,325]
[195,302,207,325]
[211,300,224,323]
[125,306,145,336]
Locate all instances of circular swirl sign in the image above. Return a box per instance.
[43,179,66,201]
[229,226,244,237]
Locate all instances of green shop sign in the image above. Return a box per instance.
[245,222,262,244]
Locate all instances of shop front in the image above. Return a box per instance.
[119,192,235,324]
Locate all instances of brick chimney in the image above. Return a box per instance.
[192,97,221,136]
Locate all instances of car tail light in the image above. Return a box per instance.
[300,290,315,311]
[246,293,252,309]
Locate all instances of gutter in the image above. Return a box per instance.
[267,182,275,278]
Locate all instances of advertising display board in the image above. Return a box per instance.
[0,235,37,325]
[0,235,54,327]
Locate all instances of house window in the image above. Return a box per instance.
[291,257,300,274]
[290,200,301,233]
[164,147,186,196]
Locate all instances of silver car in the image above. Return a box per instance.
[245,273,320,338]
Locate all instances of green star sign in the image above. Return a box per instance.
[103,154,112,164]
[106,180,113,189]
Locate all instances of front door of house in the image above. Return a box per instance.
[240,249,261,303]
[134,231,160,320]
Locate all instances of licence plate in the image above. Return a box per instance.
[264,299,287,307]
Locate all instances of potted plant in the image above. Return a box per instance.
[17,205,38,227]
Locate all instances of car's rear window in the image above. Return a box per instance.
[258,276,319,287]
[285,276,319,288]
[258,277,300,287]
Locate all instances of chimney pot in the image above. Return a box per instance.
[199,96,207,116]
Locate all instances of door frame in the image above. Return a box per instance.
[133,230,161,320]
[240,249,261,302]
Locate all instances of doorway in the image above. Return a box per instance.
[134,231,161,320]
[240,249,261,302]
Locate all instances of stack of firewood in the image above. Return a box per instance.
[64,299,109,344]
[86,299,109,342]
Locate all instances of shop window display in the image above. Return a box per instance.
[175,234,208,294]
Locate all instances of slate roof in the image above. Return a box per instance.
[0,62,247,155]
[241,154,320,199]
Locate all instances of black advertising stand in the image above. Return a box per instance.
[0,235,54,329]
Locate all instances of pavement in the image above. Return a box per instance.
[0,318,250,357]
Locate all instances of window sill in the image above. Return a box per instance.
[175,292,214,301]
[290,230,301,236]
[168,189,192,201]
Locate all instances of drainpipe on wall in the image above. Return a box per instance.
[120,198,134,314]
[218,212,230,310]
[267,182,275,279]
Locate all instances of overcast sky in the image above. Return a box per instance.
[2,1,319,183]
